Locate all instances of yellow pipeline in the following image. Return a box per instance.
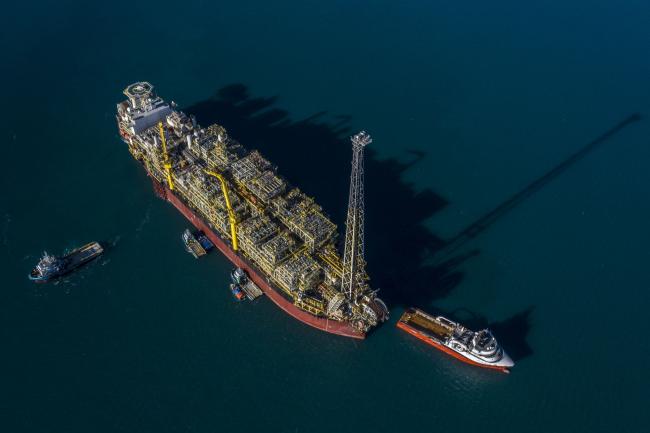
[318,251,343,276]
[157,122,174,190]
[205,170,238,251]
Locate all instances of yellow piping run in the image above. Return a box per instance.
[205,170,238,251]
[157,121,174,190]
[318,252,343,276]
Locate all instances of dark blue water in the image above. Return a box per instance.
[2,1,650,432]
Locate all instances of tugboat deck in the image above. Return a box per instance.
[187,241,207,258]
[400,309,454,340]
[183,229,208,258]
[241,280,264,300]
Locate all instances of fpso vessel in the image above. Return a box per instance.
[116,82,388,338]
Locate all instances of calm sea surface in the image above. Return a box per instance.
[2,1,650,432]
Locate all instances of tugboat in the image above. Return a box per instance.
[397,308,514,373]
[231,267,248,286]
[182,229,214,258]
[229,283,246,301]
[29,242,104,283]
[230,268,264,300]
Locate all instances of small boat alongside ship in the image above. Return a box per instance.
[29,242,104,283]
[182,229,214,258]
[230,267,264,301]
[397,308,514,373]
[229,283,246,301]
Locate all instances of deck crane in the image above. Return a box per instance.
[157,121,174,190]
[205,170,239,251]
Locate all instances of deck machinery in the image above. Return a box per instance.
[116,82,388,336]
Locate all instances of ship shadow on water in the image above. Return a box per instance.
[426,113,641,361]
[184,84,468,310]
[435,113,642,262]
[185,84,540,361]
[184,86,642,363]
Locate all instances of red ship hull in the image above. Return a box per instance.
[397,321,509,373]
[155,179,365,340]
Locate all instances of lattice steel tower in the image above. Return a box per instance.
[341,131,371,300]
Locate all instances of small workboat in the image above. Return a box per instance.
[229,283,246,301]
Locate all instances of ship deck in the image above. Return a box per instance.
[65,242,104,266]
[116,82,384,338]
[400,310,453,340]
[184,235,207,258]
[161,181,366,339]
